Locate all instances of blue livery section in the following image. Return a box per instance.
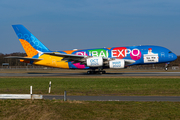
[12,25,50,52]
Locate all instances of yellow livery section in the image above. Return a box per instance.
[33,54,69,69]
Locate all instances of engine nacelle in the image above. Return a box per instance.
[109,59,125,69]
[86,57,103,67]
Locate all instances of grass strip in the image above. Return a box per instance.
[0,100,180,120]
[0,78,180,96]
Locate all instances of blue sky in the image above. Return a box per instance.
[1,0,180,55]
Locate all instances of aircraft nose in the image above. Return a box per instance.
[172,53,177,61]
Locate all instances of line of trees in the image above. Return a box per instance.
[0,52,180,68]
[0,52,26,66]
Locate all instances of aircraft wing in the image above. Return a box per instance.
[5,56,43,61]
[44,52,109,60]
[44,52,95,64]
[44,52,86,58]
[44,52,134,65]
[44,52,109,58]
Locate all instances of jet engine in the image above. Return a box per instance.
[109,59,125,69]
[86,57,103,67]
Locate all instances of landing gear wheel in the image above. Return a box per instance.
[87,71,91,74]
[165,67,168,71]
[87,71,96,74]
[96,71,101,74]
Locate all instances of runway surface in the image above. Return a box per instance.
[0,72,180,77]
[43,95,180,101]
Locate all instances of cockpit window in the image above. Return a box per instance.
[169,51,172,53]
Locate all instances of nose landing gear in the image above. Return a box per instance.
[165,62,170,71]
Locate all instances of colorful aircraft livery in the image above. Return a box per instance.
[8,24,177,74]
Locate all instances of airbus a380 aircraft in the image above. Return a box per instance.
[6,25,177,74]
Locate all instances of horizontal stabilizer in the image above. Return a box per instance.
[5,56,43,61]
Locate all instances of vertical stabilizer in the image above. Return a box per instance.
[12,25,50,57]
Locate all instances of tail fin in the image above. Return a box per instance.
[12,24,50,57]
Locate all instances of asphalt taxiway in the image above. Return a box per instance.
[0,72,180,77]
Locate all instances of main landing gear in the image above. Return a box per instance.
[87,70,106,74]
